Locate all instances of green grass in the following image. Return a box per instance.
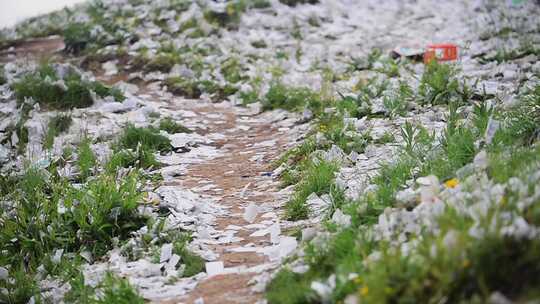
[251,39,267,48]
[107,147,159,170]
[77,137,97,181]
[249,0,272,8]
[0,65,6,85]
[382,81,412,117]
[173,241,205,277]
[263,82,322,112]
[221,57,245,83]
[479,42,540,64]
[165,77,237,101]
[63,23,92,54]
[488,144,540,184]
[12,63,124,110]
[144,53,181,72]
[418,60,459,105]
[0,162,148,302]
[159,117,192,134]
[318,114,371,154]
[286,160,339,220]
[267,83,540,303]
[65,272,144,304]
[43,114,72,149]
[374,131,395,144]
[165,77,202,98]
[203,0,246,29]
[110,124,172,170]
[266,269,314,304]
[116,124,171,153]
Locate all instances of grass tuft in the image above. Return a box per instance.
[286,160,338,220]
[43,114,72,149]
[116,124,171,153]
[159,117,192,134]
[13,63,124,110]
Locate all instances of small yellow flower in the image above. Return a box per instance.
[353,277,362,284]
[360,286,369,296]
[444,178,459,188]
[462,259,470,268]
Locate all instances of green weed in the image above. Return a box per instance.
[116,124,171,153]
[165,77,202,98]
[43,114,72,149]
[77,137,97,181]
[65,272,144,304]
[263,82,321,112]
[173,241,205,277]
[374,131,395,144]
[418,60,459,105]
[159,117,192,134]
[64,23,92,54]
[286,160,338,220]
[266,269,314,304]
[203,0,246,29]
[13,63,124,110]
[383,81,412,117]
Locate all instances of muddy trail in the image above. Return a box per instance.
[160,102,298,304]
[0,39,306,303]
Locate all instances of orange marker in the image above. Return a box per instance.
[424,43,458,64]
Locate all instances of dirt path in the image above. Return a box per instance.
[157,101,301,304]
[0,36,64,63]
[2,36,303,304]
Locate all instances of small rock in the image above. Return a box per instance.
[0,267,8,280]
[278,236,297,259]
[160,243,173,263]
[488,291,513,304]
[51,249,64,264]
[302,228,317,242]
[269,223,281,244]
[205,261,224,277]
[484,118,500,144]
[244,203,259,223]
[331,209,351,227]
[474,150,488,170]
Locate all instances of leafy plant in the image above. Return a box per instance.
[418,61,459,105]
